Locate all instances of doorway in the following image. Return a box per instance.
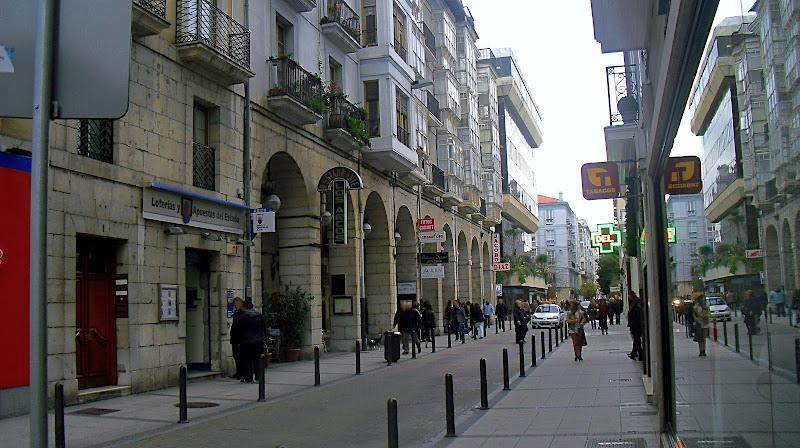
[75,237,118,390]
[185,250,211,371]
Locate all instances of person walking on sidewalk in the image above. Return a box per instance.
[483,300,495,329]
[393,301,419,355]
[742,290,762,335]
[229,297,244,379]
[444,300,453,334]
[598,298,609,335]
[472,302,485,339]
[607,299,616,326]
[614,298,623,325]
[451,300,466,343]
[513,300,528,344]
[588,299,598,329]
[496,299,507,331]
[693,293,710,357]
[422,301,436,347]
[769,286,787,317]
[566,300,586,361]
[238,300,267,383]
[792,290,800,327]
[628,294,643,361]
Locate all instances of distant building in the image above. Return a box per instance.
[666,193,709,297]
[536,193,580,301]
[577,219,597,291]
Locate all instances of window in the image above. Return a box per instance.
[546,230,555,246]
[392,3,406,61]
[364,81,380,137]
[362,0,377,47]
[329,57,341,90]
[547,250,555,261]
[193,104,215,191]
[690,242,698,258]
[395,88,409,146]
[78,119,113,163]
[276,14,293,56]
[687,201,696,216]
[545,209,554,224]
[688,221,698,237]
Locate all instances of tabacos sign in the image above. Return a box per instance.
[581,162,620,200]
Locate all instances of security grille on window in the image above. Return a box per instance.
[78,119,114,163]
[193,105,215,191]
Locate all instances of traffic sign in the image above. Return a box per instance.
[419,231,446,243]
[746,249,763,259]
[493,262,511,271]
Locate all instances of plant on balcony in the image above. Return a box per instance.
[346,115,370,148]
[308,96,329,115]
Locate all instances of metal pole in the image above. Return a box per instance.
[735,323,740,353]
[541,331,545,360]
[387,398,398,448]
[531,334,537,367]
[431,328,436,353]
[314,346,321,386]
[356,340,361,375]
[479,359,489,410]
[258,354,266,401]
[723,321,728,347]
[713,320,718,342]
[54,383,64,448]
[518,342,525,377]
[767,331,773,371]
[749,331,754,360]
[447,329,451,348]
[30,0,57,445]
[242,0,253,303]
[411,332,417,358]
[445,373,456,437]
[548,328,552,352]
[502,349,510,390]
[178,366,188,423]
[795,338,799,384]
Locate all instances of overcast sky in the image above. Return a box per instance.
[463,0,755,231]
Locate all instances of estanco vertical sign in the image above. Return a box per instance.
[492,233,501,264]
[333,179,347,245]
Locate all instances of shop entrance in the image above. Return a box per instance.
[185,250,211,371]
[75,237,118,389]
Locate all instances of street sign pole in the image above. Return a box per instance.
[30,0,57,445]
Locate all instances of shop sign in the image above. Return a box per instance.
[610,285,621,292]
[332,179,347,245]
[397,282,417,294]
[143,186,246,234]
[421,265,445,279]
[591,223,622,254]
[581,162,620,200]
[419,252,449,264]
[492,233,501,264]
[418,218,435,232]
[667,226,676,243]
[226,290,235,318]
[664,156,702,195]
[493,262,511,271]
[746,249,763,258]
[419,231,446,243]
[251,208,276,233]
[496,284,503,297]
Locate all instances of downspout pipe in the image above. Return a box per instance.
[243,0,253,301]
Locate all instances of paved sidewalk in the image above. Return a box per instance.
[0,330,477,448]
[431,317,662,448]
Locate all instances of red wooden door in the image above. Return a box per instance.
[75,238,117,389]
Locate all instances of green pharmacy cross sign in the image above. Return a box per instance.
[591,223,622,254]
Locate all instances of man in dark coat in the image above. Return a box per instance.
[238,300,267,383]
[627,295,643,361]
[496,299,507,331]
[393,301,419,354]
[513,300,528,344]
[229,297,244,379]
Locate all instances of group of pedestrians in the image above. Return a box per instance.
[230,297,268,383]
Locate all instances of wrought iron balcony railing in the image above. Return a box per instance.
[606,65,639,126]
[176,0,250,69]
[426,90,441,122]
[328,96,368,145]
[134,0,167,19]
[430,164,446,191]
[322,0,362,43]
[267,56,324,110]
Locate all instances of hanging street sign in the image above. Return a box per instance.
[667,226,676,243]
[664,156,702,195]
[493,262,511,271]
[591,223,622,254]
[421,265,445,279]
[418,218,435,232]
[332,179,347,245]
[419,252,449,264]
[492,233,501,264]
[419,230,446,243]
[251,208,276,233]
[746,249,763,258]
[580,162,620,200]
[610,285,621,292]
[496,284,503,297]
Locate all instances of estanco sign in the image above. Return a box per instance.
[143,184,247,234]
[580,162,620,200]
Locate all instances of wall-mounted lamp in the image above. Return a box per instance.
[394,231,402,243]
[321,210,333,226]
[165,226,185,235]
[363,215,372,237]
[237,238,254,246]
[202,232,222,241]
[265,193,282,212]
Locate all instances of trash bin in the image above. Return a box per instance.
[384,331,401,362]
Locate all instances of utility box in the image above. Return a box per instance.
[384,331,401,363]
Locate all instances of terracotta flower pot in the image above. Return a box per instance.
[282,348,301,362]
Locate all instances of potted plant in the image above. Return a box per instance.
[275,285,312,362]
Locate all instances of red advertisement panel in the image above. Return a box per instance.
[0,152,31,389]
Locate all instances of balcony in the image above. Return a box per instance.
[483,202,502,225]
[321,1,362,54]
[704,178,745,223]
[423,164,447,197]
[503,193,538,233]
[325,96,368,153]
[426,91,443,127]
[132,0,170,37]
[442,178,465,207]
[285,0,317,13]
[606,65,639,127]
[423,22,436,57]
[459,186,481,214]
[589,0,650,53]
[267,57,324,126]
[175,0,254,85]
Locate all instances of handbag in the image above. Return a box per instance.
[579,327,588,346]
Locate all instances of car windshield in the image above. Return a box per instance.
[537,305,556,313]
[581,301,590,308]
[706,297,725,306]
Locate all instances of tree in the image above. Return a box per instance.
[596,253,622,294]
[503,224,524,258]
[580,282,599,299]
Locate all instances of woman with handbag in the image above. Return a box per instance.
[566,300,587,361]
[693,294,710,357]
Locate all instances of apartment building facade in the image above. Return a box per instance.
[666,193,709,297]
[536,194,580,301]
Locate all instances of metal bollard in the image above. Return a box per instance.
[532,334,537,367]
[356,340,361,375]
[770,308,773,324]
[431,328,436,353]
[387,333,393,366]
[541,331,546,360]
[548,328,552,352]
[723,321,728,347]
[387,398,399,448]
[555,327,559,347]
[767,332,773,371]
[713,320,718,342]
[502,348,510,390]
[55,383,65,448]
[448,329,452,348]
[314,346,321,386]
[412,334,417,359]
[479,358,489,410]
[258,354,266,401]
[749,331,754,360]
[445,373,456,437]
[178,365,188,423]
[735,323,740,353]
[795,338,800,384]
[519,342,525,377]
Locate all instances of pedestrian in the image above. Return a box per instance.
[444,300,453,334]
[769,286,787,317]
[627,294,643,361]
[615,298,623,325]
[229,297,244,379]
[472,302,485,339]
[238,300,267,383]
[483,300,495,329]
[412,301,423,348]
[588,299,598,329]
[452,300,466,343]
[682,297,695,337]
[693,293,709,357]
[566,300,586,361]
[422,301,436,347]
[392,301,419,355]
[742,289,762,335]
[464,301,472,336]
[792,289,800,327]
[608,299,615,326]
[496,299,507,331]
[598,297,609,335]
[726,290,738,316]
[513,300,528,344]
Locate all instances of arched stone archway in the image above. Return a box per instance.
[482,241,493,303]
[457,231,470,304]
[442,224,456,312]
[364,192,393,339]
[395,206,417,303]
[421,215,443,328]
[765,225,781,291]
[260,152,319,354]
[323,189,358,351]
[782,220,796,293]
[471,237,482,303]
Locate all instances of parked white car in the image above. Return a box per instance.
[532,304,563,328]
[706,296,732,321]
